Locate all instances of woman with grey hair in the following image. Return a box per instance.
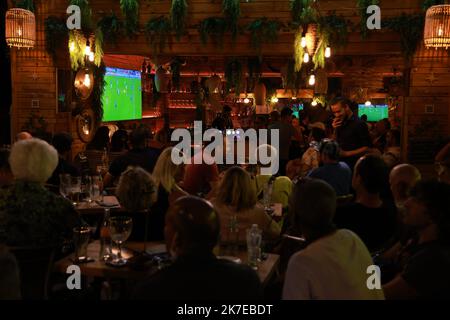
[115,166,158,241]
[0,138,79,247]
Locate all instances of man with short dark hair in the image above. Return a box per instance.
[334,155,397,252]
[307,139,352,196]
[103,127,160,187]
[283,179,384,300]
[211,105,233,131]
[48,132,79,186]
[331,97,371,171]
[269,107,301,176]
[132,196,263,300]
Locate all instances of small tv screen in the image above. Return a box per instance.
[102,67,142,122]
[358,104,388,122]
[292,103,304,119]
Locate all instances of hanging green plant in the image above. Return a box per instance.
[317,14,349,48]
[198,17,227,46]
[120,0,139,37]
[285,59,305,94]
[294,30,305,72]
[170,0,188,41]
[44,16,68,61]
[70,0,94,31]
[383,14,425,62]
[145,16,172,55]
[290,0,318,26]
[15,0,34,11]
[68,30,103,70]
[94,28,104,67]
[225,59,243,94]
[97,12,124,45]
[357,0,379,39]
[247,18,280,56]
[312,39,327,70]
[222,0,240,40]
[91,62,106,123]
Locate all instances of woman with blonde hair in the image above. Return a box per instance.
[211,166,281,244]
[149,147,187,240]
[116,166,158,241]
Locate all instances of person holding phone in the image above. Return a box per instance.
[330,97,371,171]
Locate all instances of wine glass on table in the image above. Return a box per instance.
[108,216,133,267]
[59,174,71,200]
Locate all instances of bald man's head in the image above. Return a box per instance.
[16,132,32,141]
[390,164,421,203]
[165,196,220,257]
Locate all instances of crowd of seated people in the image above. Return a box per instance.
[1,101,450,301]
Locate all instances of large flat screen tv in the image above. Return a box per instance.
[358,104,388,122]
[102,67,142,122]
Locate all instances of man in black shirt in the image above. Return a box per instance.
[132,196,263,300]
[383,181,450,299]
[211,105,233,131]
[103,127,160,187]
[48,132,79,186]
[331,97,371,171]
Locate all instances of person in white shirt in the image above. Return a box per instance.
[282,178,385,300]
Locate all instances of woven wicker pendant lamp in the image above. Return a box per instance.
[5,7,36,49]
[424,3,450,49]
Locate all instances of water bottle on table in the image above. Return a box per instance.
[246,224,262,270]
[99,208,112,261]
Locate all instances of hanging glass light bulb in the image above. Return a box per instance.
[303,52,310,63]
[271,96,279,103]
[325,47,331,58]
[311,100,318,106]
[244,98,250,104]
[84,73,91,88]
[308,74,315,86]
[301,36,307,48]
[365,100,372,106]
[84,40,91,56]
[69,41,75,52]
[88,52,94,62]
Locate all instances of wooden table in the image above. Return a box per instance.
[54,241,279,286]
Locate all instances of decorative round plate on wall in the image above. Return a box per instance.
[76,108,96,143]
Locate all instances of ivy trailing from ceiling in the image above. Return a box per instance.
[356,0,379,39]
[247,18,281,57]
[317,14,349,48]
[120,0,139,38]
[91,62,106,123]
[285,59,305,95]
[145,16,172,55]
[170,0,188,41]
[222,0,240,40]
[290,0,318,26]
[97,12,124,46]
[68,29,103,70]
[294,30,305,72]
[14,0,34,11]
[312,40,327,70]
[198,17,227,47]
[224,59,243,94]
[44,16,68,60]
[383,14,425,62]
[70,0,94,31]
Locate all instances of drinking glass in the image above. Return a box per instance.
[89,175,103,203]
[59,174,71,199]
[108,216,133,266]
[69,177,82,206]
[73,226,91,263]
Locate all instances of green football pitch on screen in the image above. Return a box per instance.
[102,67,142,122]
[358,105,388,122]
